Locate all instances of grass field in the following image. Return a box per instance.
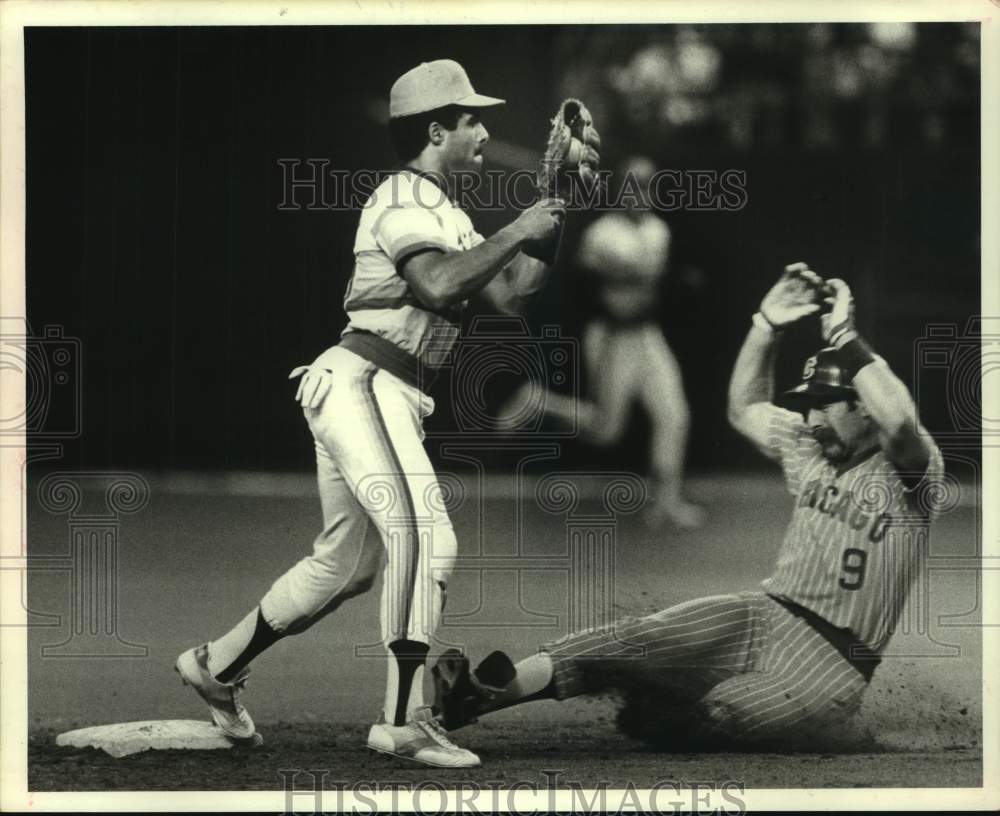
[23,471,984,792]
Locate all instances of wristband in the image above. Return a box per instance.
[752,311,781,335]
[838,336,877,381]
[829,324,858,349]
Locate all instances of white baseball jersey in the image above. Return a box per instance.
[761,407,945,653]
[343,170,483,367]
[577,212,670,321]
[577,211,670,281]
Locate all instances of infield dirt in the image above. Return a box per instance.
[24,475,984,792]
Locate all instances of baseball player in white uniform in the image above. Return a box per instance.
[176,59,570,767]
[433,263,944,748]
[502,157,703,528]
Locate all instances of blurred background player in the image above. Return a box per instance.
[501,156,703,528]
[435,264,944,749]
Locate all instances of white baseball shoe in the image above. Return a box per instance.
[175,643,258,742]
[367,707,481,767]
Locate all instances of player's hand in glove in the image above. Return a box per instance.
[758,262,826,329]
[525,98,599,264]
[289,366,333,410]
[820,278,858,348]
[514,197,566,241]
[537,98,602,199]
[515,197,566,265]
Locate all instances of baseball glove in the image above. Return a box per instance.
[537,98,602,198]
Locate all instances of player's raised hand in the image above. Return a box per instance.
[514,198,566,243]
[820,278,858,348]
[759,262,826,328]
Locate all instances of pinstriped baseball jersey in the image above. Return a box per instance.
[343,170,484,367]
[761,407,945,653]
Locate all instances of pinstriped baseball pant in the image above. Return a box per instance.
[259,346,456,644]
[544,591,867,744]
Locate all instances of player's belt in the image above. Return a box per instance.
[339,330,438,394]
[767,595,880,682]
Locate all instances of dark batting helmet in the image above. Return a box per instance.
[780,346,857,409]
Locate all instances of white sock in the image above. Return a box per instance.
[480,653,556,714]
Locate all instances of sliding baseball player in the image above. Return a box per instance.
[434,264,944,751]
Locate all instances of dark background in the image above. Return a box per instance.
[24,24,981,473]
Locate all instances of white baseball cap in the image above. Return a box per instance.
[389,59,505,119]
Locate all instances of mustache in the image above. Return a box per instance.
[811,427,850,462]
[811,427,841,447]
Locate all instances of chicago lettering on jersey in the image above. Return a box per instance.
[796,479,890,543]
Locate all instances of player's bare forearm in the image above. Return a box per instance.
[481,254,551,315]
[727,324,784,461]
[401,224,527,311]
[402,200,564,312]
[850,347,933,476]
[728,324,778,424]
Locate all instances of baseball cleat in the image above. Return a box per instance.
[367,706,481,767]
[175,644,258,742]
[432,648,517,730]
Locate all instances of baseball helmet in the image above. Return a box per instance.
[780,346,857,409]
